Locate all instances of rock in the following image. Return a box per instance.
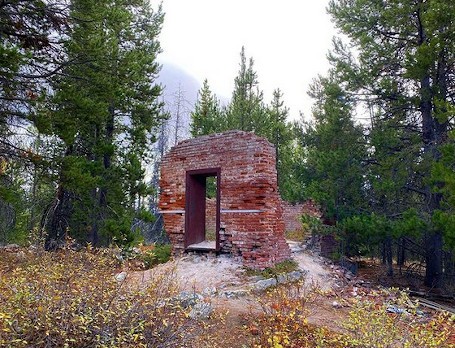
[287,270,305,282]
[189,302,212,320]
[1,244,20,250]
[248,275,265,282]
[175,291,203,308]
[115,272,127,282]
[276,274,288,284]
[287,241,304,253]
[202,287,217,297]
[253,278,277,292]
[332,300,342,308]
[386,305,406,314]
[351,286,358,297]
[222,289,249,298]
[275,270,306,284]
[345,271,355,281]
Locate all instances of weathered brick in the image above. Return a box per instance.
[159,131,291,269]
[281,200,321,233]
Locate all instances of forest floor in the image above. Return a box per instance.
[1,242,454,347]
[126,244,342,346]
[126,241,455,347]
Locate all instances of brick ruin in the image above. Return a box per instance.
[281,200,321,233]
[159,131,291,269]
[281,200,339,258]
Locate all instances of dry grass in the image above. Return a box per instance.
[1,248,454,347]
[0,248,219,347]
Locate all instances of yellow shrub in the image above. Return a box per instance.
[248,284,455,348]
[0,249,212,347]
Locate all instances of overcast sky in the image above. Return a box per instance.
[158,1,336,121]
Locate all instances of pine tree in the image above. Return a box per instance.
[0,0,67,148]
[265,89,296,201]
[328,0,455,287]
[189,48,300,201]
[226,47,266,132]
[0,1,68,243]
[304,76,367,223]
[190,79,223,137]
[43,0,165,247]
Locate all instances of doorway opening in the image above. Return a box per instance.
[185,168,220,251]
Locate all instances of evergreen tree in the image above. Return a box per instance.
[328,0,455,286]
[303,76,367,223]
[42,0,165,247]
[225,47,266,132]
[190,79,223,137]
[0,1,68,243]
[0,0,67,150]
[432,130,455,249]
[190,49,300,201]
[264,89,297,201]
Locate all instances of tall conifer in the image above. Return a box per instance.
[44,0,165,247]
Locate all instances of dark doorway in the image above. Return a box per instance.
[185,168,220,251]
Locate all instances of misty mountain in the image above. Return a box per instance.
[157,62,201,107]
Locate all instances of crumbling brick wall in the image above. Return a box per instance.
[205,198,217,238]
[281,200,321,233]
[159,131,291,269]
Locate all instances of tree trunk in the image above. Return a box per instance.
[424,232,443,288]
[44,146,73,249]
[397,237,406,275]
[417,8,446,288]
[443,251,454,287]
[94,102,115,246]
[44,185,71,249]
[87,126,101,246]
[384,236,393,277]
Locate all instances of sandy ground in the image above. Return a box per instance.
[125,241,345,339]
[132,241,335,294]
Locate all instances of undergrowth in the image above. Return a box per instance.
[0,248,216,347]
[124,243,172,270]
[245,259,299,279]
[248,283,455,348]
[285,229,306,242]
[2,249,454,348]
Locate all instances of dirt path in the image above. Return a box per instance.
[134,244,335,294]
[127,245,341,347]
[127,243,343,331]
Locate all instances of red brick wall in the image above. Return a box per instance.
[205,198,216,238]
[159,131,291,269]
[281,200,321,232]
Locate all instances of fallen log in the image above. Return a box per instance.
[413,297,455,314]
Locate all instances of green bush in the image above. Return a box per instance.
[152,244,172,264]
[140,244,172,269]
[245,259,299,279]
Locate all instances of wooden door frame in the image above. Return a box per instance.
[185,168,221,251]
